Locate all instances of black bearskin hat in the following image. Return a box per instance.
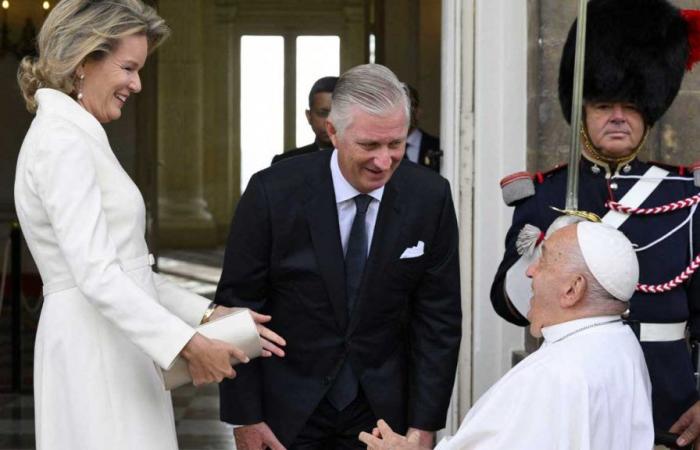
[559,0,689,126]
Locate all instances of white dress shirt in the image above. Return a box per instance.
[405,128,423,163]
[435,316,653,450]
[330,149,384,255]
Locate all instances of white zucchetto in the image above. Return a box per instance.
[576,221,639,301]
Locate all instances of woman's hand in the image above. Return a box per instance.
[180,332,249,386]
[209,306,286,358]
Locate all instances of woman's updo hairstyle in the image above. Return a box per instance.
[18,0,169,113]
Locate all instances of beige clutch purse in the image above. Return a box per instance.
[162,309,263,390]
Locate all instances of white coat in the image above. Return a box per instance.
[14,88,211,450]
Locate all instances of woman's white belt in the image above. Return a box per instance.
[42,254,155,297]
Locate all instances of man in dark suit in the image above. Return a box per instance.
[217,64,461,450]
[405,85,441,173]
[271,76,338,164]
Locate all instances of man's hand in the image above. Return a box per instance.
[406,427,434,448]
[209,306,287,358]
[358,420,430,450]
[234,422,286,450]
[180,333,248,386]
[670,400,700,447]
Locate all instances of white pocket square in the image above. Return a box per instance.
[400,241,425,259]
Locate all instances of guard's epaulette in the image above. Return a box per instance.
[500,163,567,206]
[500,171,533,206]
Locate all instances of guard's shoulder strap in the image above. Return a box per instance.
[602,165,669,228]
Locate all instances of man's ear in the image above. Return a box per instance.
[326,119,338,148]
[561,274,587,309]
[305,109,312,125]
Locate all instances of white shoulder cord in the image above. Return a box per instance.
[635,204,697,253]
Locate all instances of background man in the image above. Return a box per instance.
[404,84,441,173]
[272,76,338,164]
[217,64,461,449]
[361,221,653,450]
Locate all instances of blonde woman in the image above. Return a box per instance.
[14,1,284,449]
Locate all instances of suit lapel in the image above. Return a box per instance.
[347,178,403,335]
[303,157,349,330]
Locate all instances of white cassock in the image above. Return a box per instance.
[14,89,212,450]
[436,316,653,450]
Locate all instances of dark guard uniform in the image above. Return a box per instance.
[491,0,700,432]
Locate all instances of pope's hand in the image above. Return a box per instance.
[179,332,248,386]
[234,422,286,450]
[670,400,700,447]
[406,427,434,447]
[358,420,429,450]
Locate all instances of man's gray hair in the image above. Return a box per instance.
[328,64,410,134]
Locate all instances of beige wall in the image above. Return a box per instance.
[382,0,442,136]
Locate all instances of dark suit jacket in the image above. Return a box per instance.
[216,150,461,445]
[418,130,441,173]
[271,142,321,165]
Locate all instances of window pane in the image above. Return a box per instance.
[240,35,284,192]
[296,36,340,147]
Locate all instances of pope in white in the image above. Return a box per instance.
[360,221,654,450]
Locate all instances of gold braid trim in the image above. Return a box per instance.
[550,207,602,223]
[580,124,648,171]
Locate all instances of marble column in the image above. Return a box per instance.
[157,0,217,248]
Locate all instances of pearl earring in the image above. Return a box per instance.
[77,74,85,101]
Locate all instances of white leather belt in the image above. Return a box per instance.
[638,321,686,342]
[42,254,155,297]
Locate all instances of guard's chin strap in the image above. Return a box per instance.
[580,124,648,174]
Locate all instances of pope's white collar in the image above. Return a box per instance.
[541,315,622,344]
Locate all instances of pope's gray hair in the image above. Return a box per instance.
[328,64,410,134]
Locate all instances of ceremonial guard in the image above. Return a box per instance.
[491,0,700,446]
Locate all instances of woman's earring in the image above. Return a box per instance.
[77,74,85,101]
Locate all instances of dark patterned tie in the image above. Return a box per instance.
[344,194,372,313]
[327,194,372,410]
